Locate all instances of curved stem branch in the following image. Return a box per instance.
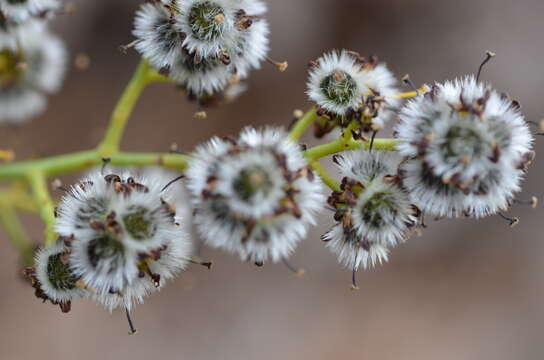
[289,108,318,141]
[27,172,57,247]
[0,202,34,265]
[310,160,340,191]
[97,60,153,157]
[0,151,191,180]
[304,137,401,161]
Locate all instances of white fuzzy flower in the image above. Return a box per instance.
[0,0,60,24]
[0,22,67,124]
[186,127,325,264]
[133,1,186,73]
[55,171,192,303]
[94,231,192,311]
[169,52,233,96]
[396,76,533,218]
[307,50,367,116]
[324,150,418,270]
[30,241,89,312]
[307,50,400,128]
[324,226,390,270]
[133,0,269,97]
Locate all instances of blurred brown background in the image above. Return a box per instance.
[1,0,544,359]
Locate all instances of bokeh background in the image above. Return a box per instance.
[1,0,544,359]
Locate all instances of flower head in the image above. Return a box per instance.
[133,0,269,97]
[186,127,324,264]
[307,50,366,117]
[323,150,418,270]
[25,241,89,313]
[0,22,67,124]
[55,170,192,309]
[396,76,533,217]
[308,50,400,137]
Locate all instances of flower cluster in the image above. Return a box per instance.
[395,76,533,218]
[25,171,192,318]
[5,1,536,332]
[323,150,419,271]
[133,0,270,100]
[307,49,401,137]
[186,127,324,264]
[304,51,534,277]
[0,0,66,124]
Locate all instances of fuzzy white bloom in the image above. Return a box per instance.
[32,241,89,310]
[323,150,418,270]
[324,226,390,270]
[133,0,269,96]
[0,0,60,24]
[186,127,325,264]
[307,50,400,129]
[133,1,186,72]
[307,50,367,116]
[396,76,533,218]
[94,231,192,311]
[55,171,192,308]
[0,22,67,124]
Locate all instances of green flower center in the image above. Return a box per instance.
[233,166,273,202]
[320,70,358,106]
[359,191,398,229]
[122,207,155,241]
[188,1,225,41]
[87,234,125,268]
[6,0,27,4]
[0,50,22,89]
[47,253,78,291]
[442,125,487,162]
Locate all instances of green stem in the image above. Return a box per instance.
[0,203,34,265]
[0,151,191,180]
[310,160,340,191]
[97,60,153,157]
[304,137,401,161]
[27,172,57,247]
[289,108,318,141]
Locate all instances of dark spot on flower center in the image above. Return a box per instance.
[87,234,125,268]
[359,191,398,229]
